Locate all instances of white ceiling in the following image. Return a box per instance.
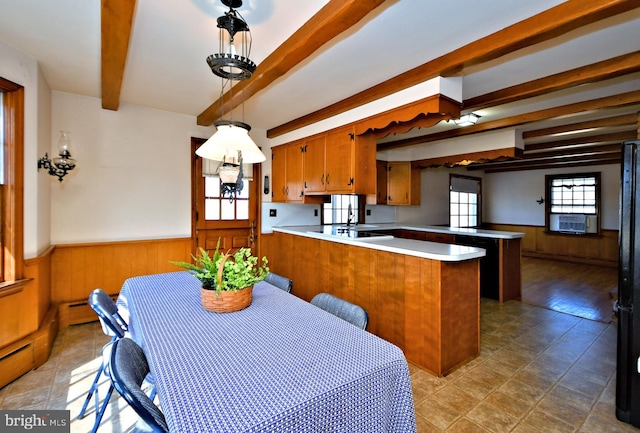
[0,0,639,139]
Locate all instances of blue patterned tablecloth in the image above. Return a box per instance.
[119,271,417,433]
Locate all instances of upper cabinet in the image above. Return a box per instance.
[303,125,377,196]
[377,161,421,205]
[272,140,304,203]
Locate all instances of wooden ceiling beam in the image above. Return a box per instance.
[522,113,638,139]
[267,0,640,138]
[465,51,640,110]
[481,157,622,173]
[101,0,136,111]
[525,130,638,151]
[377,90,640,151]
[468,151,620,172]
[197,0,386,127]
[524,143,622,159]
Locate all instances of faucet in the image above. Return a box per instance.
[346,203,354,227]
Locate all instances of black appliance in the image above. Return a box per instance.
[616,140,640,427]
[453,235,500,299]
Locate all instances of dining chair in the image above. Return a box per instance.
[80,289,156,433]
[310,293,368,330]
[109,338,169,433]
[264,272,293,293]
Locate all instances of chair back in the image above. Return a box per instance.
[110,338,169,433]
[310,293,368,330]
[89,288,127,338]
[264,272,293,293]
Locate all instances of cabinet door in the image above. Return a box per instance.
[286,143,304,201]
[271,145,287,202]
[303,135,326,193]
[387,162,411,205]
[376,160,388,204]
[325,127,353,193]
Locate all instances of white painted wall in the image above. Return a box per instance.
[484,164,620,230]
[0,39,51,259]
[50,92,215,243]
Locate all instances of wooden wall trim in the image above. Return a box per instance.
[485,223,618,267]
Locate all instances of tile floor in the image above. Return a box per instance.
[1,298,639,432]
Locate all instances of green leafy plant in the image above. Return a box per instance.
[171,238,269,294]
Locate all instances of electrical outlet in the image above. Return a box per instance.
[366,209,371,216]
[269,209,277,217]
[314,209,318,217]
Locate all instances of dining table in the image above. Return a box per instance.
[118,271,417,432]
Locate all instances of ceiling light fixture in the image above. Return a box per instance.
[37,130,76,182]
[454,113,481,127]
[198,0,264,201]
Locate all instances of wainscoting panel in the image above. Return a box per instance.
[486,223,618,267]
[51,238,192,303]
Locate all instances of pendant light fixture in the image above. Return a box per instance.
[197,0,265,200]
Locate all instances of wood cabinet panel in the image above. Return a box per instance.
[377,161,421,205]
[269,232,480,376]
[272,142,304,202]
[303,135,326,193]
[271,145,287,202]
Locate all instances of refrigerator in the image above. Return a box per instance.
[616,140,640,426]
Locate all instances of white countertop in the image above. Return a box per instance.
[371,223,526,239]
[273,225,487,262]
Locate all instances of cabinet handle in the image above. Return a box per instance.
[299,191,304,197]
[321,174,325,185]
[286,186,289,195]
[326,173,330,185]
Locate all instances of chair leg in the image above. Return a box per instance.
[78,362,105,419]
[90,383,115,433]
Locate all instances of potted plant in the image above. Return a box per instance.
[171,239,269,313]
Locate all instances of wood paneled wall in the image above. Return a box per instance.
[51,238,192,303]
[486,223,618,267]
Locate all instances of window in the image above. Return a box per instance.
[203,176,250,221]
[546,173,600,234]
[0,77,25,284]
[323,195,359,225]
[450,175,481,228]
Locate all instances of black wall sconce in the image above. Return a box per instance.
[536,196,545,205]
[38,130,76,182]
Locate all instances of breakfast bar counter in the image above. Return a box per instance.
[267,228,486,376]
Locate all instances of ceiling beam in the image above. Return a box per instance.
[101,0,136,111]
[524,143,622,159]
[522,113,638,139]
[267,0,640,138]
[481,157,622,173]
[197,0,386,127]
[469,151,621,172]
[525,130,638,151]
[377,90,640,151]
[464,51,640,110]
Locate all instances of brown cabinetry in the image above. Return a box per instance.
[377,161,420,205]
[272,141,304,203]
[303,125,376,196]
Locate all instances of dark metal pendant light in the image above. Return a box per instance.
[206,0,256,80]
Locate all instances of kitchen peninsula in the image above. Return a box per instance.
[268,224,517,376]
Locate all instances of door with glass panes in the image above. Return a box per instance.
[191,137,260,257]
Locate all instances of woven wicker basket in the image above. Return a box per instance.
[200,253,253,313]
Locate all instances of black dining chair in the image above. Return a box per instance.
[80,289,155,433]
[264,272,293,293]
[310,293,369,330]
[79,289,127,432]
[109,338,169,433]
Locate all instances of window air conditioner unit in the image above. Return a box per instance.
[558,214,587,233]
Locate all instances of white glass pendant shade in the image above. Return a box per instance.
[196,122,266,163]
